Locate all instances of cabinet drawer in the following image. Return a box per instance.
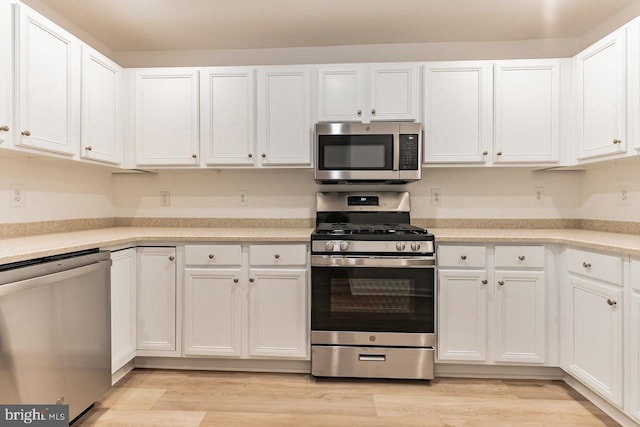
[250,244,307,266]
[631,258,640,292]
[438,245,486,268]
[566,248,622,285]
[495,245,545,268]
[185,245,241,266]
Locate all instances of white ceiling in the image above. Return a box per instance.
[32,0,635,51]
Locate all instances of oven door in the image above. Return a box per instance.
[311,256,435,347]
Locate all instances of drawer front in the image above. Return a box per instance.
[250,244,307,266]
[495,245,545,268]
[438,245,487,268]
[631,258,640,292]
[566,248,622,285]
[185,244,242,266]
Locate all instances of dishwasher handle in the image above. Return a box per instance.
[0,260,111,298]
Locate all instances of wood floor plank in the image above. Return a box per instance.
[76,409,205,427]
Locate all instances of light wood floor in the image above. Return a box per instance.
[74,369,620,426]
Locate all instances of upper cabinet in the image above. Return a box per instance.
[317,63,419,123]
[0,0,11,149]
[574,27,627,161]
[423,61,492,164]
[14,3,81,157]
[494,59,564,164]
[134,68,200,167]
[81,45,122,165]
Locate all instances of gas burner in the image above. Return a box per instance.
[315,222,429,236]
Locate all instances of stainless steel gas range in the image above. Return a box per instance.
[310,191,436,380]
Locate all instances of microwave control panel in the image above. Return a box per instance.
[399,134,419,170]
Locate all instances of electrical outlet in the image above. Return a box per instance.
[9,184,25,208]
[534,186,545,204]
[431,188,441,206]
[160,191,171,207]
[239,190,248,207]
[618,186,630,206]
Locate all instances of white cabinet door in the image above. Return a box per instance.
[183,268,242,357]
[200,67,255,166]
[369,64,418,121]
[136,247,177,354]
[81,45,121,165]
[438,270,488,362]
[494,271,546,363]
[257,68,311,166]
[317,66,364,122]
[423,62,492,163]
[110,248,136,373]
[494,60,561,164]
[0,0,12,149]
[568,275,623,406]
[248,268,308,358]
[574,28,626,160]
[135,69,200,166]
[630,290,640,422]
[15,3,80,156]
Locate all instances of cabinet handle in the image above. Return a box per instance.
[460,255,467,260]
[518,255,525,261]
[248,153,253,158]
[0,125,9,132]
[208,254,214,259]
[21,130,31,136]
[613,139,622,145]
[607,298,617,306]
[481,280,488,285]
[582,262,591,268]
[498,281,505,286]
[482,150,488,156]
[249,278,254,283]
[233,278,239,283]
[274,254,280,259]
[371,109,376,115]
[357,110,362,116]
[85,146,93,151]
[496,151,503,156]
[169,256,175,261]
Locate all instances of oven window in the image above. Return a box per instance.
[311,266,434,333]
[318,135,393,170]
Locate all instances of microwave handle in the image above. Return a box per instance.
[393,130,400,171]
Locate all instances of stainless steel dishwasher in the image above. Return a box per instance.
[0,249,112,421]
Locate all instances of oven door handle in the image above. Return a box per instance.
[311,255,435,268]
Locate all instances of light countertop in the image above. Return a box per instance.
[2,226,640,265]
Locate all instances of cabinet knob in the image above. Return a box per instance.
[208,254,214,259]
[261,153,266,158]
[482,150,488,156]
[460,255,467,260]
[496,151,503,156]
[582,262,592,269]
[169,256,175,261]
[498,281,505,286]
[371,109,376,115]
[607,298,617,306]
[518,255,525,261]
[192,154,197,159]
[481,280,488,285]
[233,278,239,283]
[248,153,253,158]
[0,125,9,132]
[249,278,254,283]
[357,110,362,116]
[613,139,622,145]
[85,146,93,151]
[274,254,280,259]
[21,130,31,136]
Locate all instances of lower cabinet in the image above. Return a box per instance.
[110,248,136,373]
[183,243,308,359]
[136,247,178,356]
[628,258,640,422]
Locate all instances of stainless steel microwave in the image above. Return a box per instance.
[314,122,422,184]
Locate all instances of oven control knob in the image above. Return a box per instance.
[339,241,349,251]
[396,242,406,251]
[411,242,421,251]
[325,241,335,251]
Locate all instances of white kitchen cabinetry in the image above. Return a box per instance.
[256,67,312,166]
[0,0,12,149]
[134,68,200,166]
[110,248,136,373]
[136,247,178,356]
[317,64,418,123]
[437,245,488,362]
[423,62,492,164]
[574,27,627,161]
[566,247,624,407]
[81,45,122,165]
[494,60,563,164]
[628,258,640,422]
[183,243,308,360]
[200,67,255,166]
[14,2,80,156]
